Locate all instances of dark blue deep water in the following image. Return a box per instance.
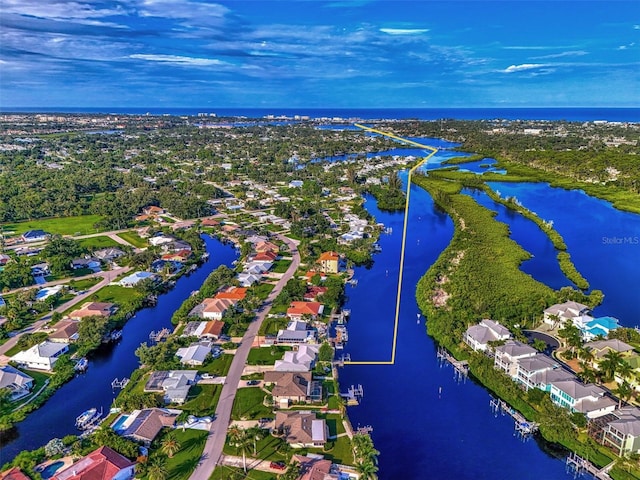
[0,236,237,461]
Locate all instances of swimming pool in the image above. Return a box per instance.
[41,461,65,479]
[111,414,129,432]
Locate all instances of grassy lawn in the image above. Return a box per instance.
[4,370,51,415]
[77,236,121,250]
[307,435,353,465]
[180,384,222,416]
[258,316,288,336]
[72,268,95,277]
[69,277,102,290]
[199,354,234,376]
[222,432,286,461]
[3,215,105,236]
[271,259,292,274]
[231,388,272,420]
[117,231,148,248]
[91,285,145,304]
[163,429,209,480]
[210,466,276,480]
[160,216,176,224]
[250,283,275,301]
[246,346,290,365]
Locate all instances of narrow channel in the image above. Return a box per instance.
[0,235,237,460]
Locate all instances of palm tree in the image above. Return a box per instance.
[614,381,635,408]
[247,426,266,456]
[228,426,252,473]
[355,460,379,480]
[617,361,634,383]
[160,432,181,458]
[600,350,624,382]
[147,457,168,480]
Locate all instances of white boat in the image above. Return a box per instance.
[75,408,98,429]
[74,357,88,372]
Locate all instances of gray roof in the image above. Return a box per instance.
[550,379,605,401]
[480,319,511,338]
[495,340,537,358]
[517,354,558,373]
[0,365,33,389]
[531,368,575,386]
[608,418,640,438]
[586,339,634,355]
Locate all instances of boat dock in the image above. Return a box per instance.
[149,328,171,342]
[436,346,468,381]
[490,397,539,437]
[341,384,364,406]
[566,452,614,479]
[111,377,130,389]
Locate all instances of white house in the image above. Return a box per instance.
[274,344,320,372]
[175,343,212,366]
[493,340,538,376]
[237,272,261,287]
[11,341,69,371]
[549,379,616,419]
[543,301,590,327]
[463,319,512,352]
[0,365,34,400]
[118,271,157,287]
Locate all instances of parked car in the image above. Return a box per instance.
[270,461,286,470]
[246,380,259,386]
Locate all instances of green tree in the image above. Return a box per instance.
[160,432,181,458]
[147,457,168,480]
[227,426,252,473]
[318,342,334,363]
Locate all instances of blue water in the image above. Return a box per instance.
[464,188,572,290]
[340,189,569,479]
[111,414,129,433]
[4,107,640,122]
[487,182,640,325]
[0,236,237,461]
[40,461,64,479]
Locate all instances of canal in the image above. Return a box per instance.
[0,235,237,460]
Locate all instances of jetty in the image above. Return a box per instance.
[341,384,364,406]
[111,377,129,389]
[566,452,614,479]
[436,346,468,381]
[490,397,539,438]
[334,325,348,349]
[149,328,171,342]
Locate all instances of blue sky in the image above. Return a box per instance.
[0,0,638,108]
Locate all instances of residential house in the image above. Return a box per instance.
[148,233,175,247]
[252,251,278,263]
[151,259,180,274]
[93,248,125,263]
[68,302,117,320]
[494,340,537,377]
[255,241,279,254]
[303,286,327,302]
[0,365,34,400]
[11,341,69,371]
[463,319,512,352]
[548,379,616,418]
[53,446,135,480]
[317,251,339,274]
[601,406,640,456]
[143,206,165,216]
[201,297,236,320]
[175,342,212,366]
[0,254,11,266]
[215,286,247,302]
[160,250,191,263]
[118,271,157,287]
[264,371,315,406]
[287,302,324,321]
[71,257,101,270]
[35,285,63,302]
[182,320,225,340]
[144,370,197,405]
[48,319,80,343]
[274,345,320,372]
[289,180,304,188]
[31,263,50,278]
[543,301,590,327]
[578,316,621,341]
[112,408,178,445]
[515,354,572,391]
[274,411,328,448]
[244,261,272,275]
[201,218,219,227]
[586,339,634,363]
[21,230,49,242]
[277,320,316,344]
[292,455,338,480]
[0,468,31,480]
[237,272,261,287]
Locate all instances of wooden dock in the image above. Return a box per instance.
[436,346,469,381]
[149,328,171,342]
[566,452,614,479]
[490,397,539,437]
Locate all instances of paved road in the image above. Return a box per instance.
[188,234,300,480]
[0,266,131,363]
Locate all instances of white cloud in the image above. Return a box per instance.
[129,54,227,66]
[532,50,588,60]
[2,0,126,20]
[380,28,429,35]
[618,43,636,50]
[502,63,549,73]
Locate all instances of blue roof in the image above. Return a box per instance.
[586,326,608,337]
[587,316,620,330]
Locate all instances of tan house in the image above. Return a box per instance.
[48,319,80,343]
[68,302,117,320]
[274,411,328,448]
[264,371,317,406]
[317,251,339,274]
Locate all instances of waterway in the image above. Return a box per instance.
[339,143,640,478]
[0,235,237,460]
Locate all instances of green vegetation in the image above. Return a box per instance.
[271,258,292,274]
[557,252,590,290]
[77,235,121,250]
[180,384,222,416]
[117,231,148,248]
[246,345,290,365]
[231,388,271,420]
[3,215,105,236]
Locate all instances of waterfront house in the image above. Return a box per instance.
[264,371,315,406]
[277,320,316,344]
[48,319,80,343]
[148,233,175,247]
[244,261,272,274]
[214,286,247,302]
[175,342,212,366]
[287,301,324,321]
[601,406,640,456]
[585,339,635,370]
[144,370,197,405]
[514,354,572,391]
[21,230,49,243]
[494,340,537,377]
[291,455,337,480]
[548,379,616,418]
[255,241,279,254]
[143,206,165,216]
[543,301,590,327]
[303,286,327,302]
[200,297,236,320]
[252,250,278,263]
[112,408,178,445]
[93,247,125,263]
[118,271,157,287]
[0,467,31,480]
[68,302,117,320]
[463,319,512,352]
[0,365,34,400]
[274,411,328,448]
[274,344,320,372]
[53,446,135,480]
[11,341,69,371]
[237,272,261,287]
[317,251,339,274]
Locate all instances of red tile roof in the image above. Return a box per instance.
[318,251,339,262]
[0,467,31,480]
[287,301,323,317]
[53,446,134,480]
[214,286,247,301]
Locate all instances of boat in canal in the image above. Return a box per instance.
[75,408,100,429]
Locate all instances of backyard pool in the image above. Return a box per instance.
[40,461,65,479]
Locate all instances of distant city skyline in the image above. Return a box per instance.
[1,0,638,108]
